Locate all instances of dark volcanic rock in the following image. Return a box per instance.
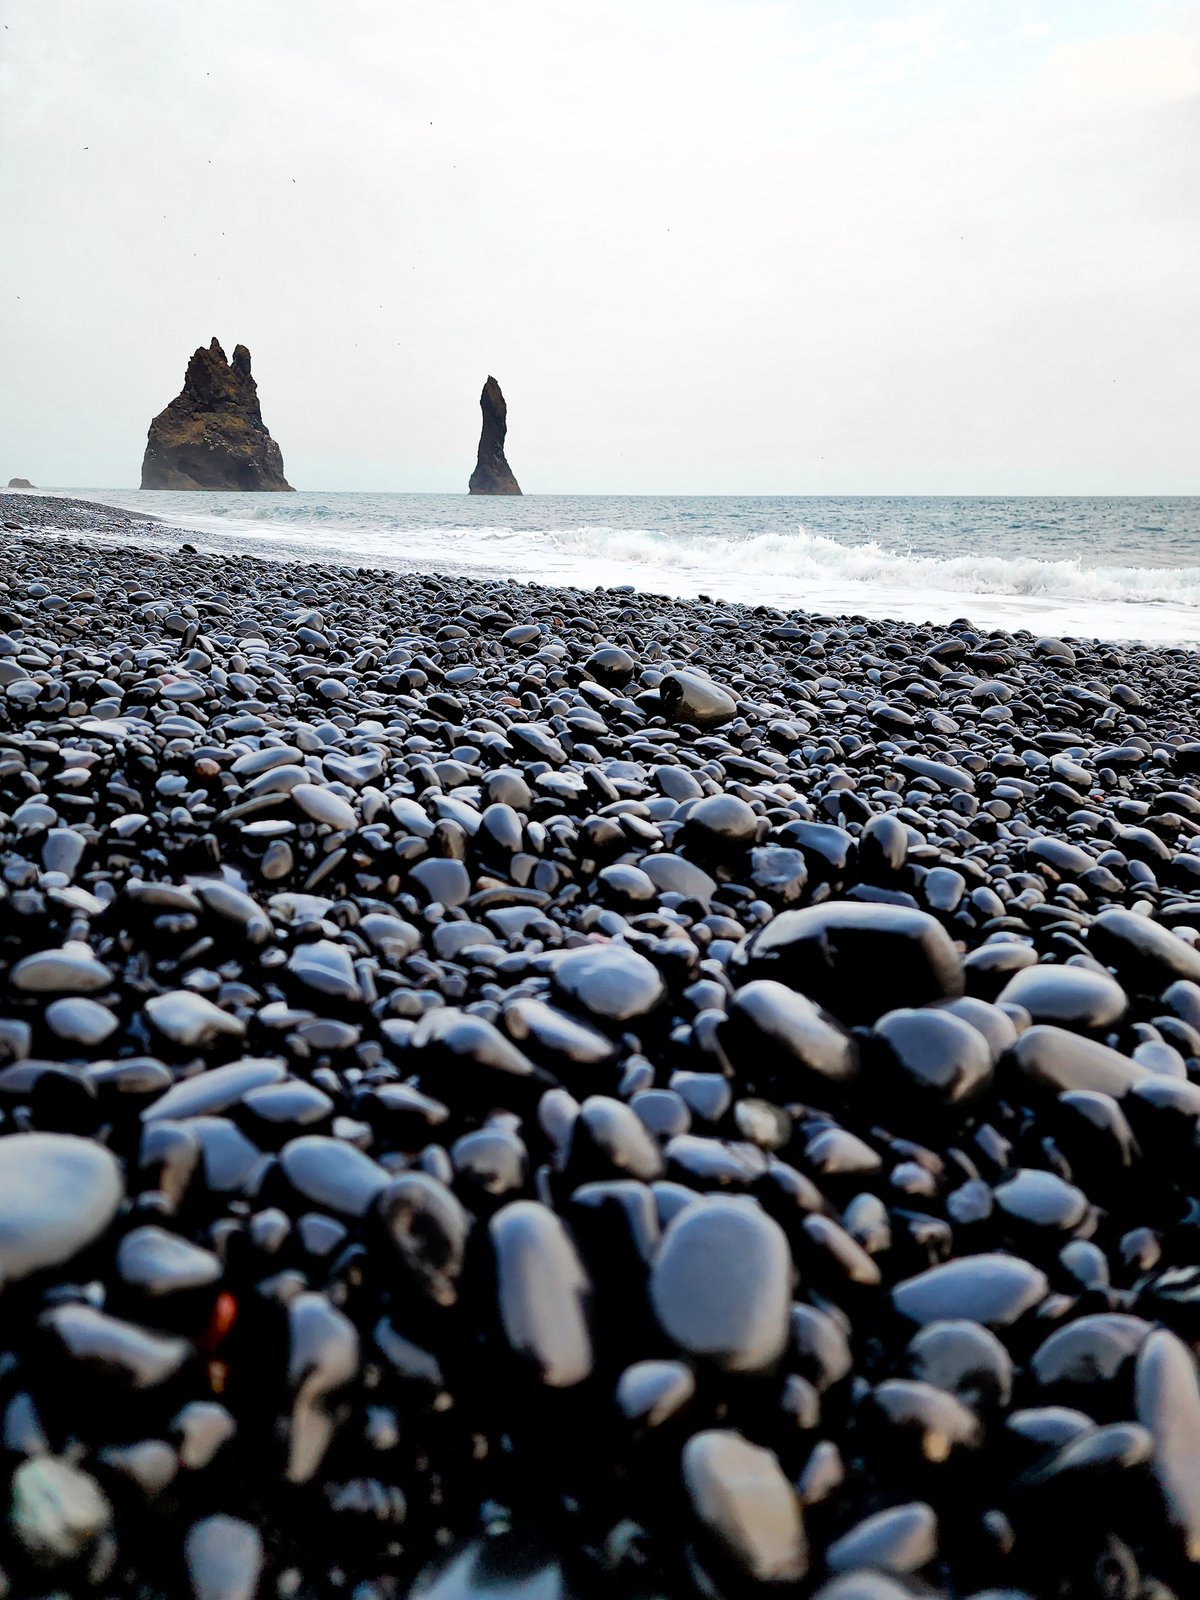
[468,375,521,495]
[737,903,963,1022]
[141,338,292,491]
[2,494,1200,1597]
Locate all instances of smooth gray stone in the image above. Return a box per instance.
[615,1359,696,1427]
[143,1058,286,1121]
[41,1303,190,1388]
[145,990,247,1046]
[998,964,1127,1030]
[292,782,357,830]
[893,1254,1049,1327]
[651,1196,791,1373]
[682,1429,807,1581]
[490,1200,593,1387]
[993,1169,1088,1231]
[287,938,362,1001]
[117,1225,222,1296]
[11,1457,111,1564]
[280,1135,390,1217]
[551,943,666,1024]
[10,943,112,994]
[827,1502,938,1574]
[184,1514,264,1600]
[1135,1327,1200,1562]
[44,996,119,1046]
[285,1291,359,1483]
[0,1132,123,1281]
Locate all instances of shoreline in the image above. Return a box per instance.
[5,490,1200,651]
[2,492,1200,1592]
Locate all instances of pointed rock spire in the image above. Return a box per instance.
[468,376,522,495]
[141,338,292,491]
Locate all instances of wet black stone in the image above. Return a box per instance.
[737,903,963,1023]
[719,979,857,1099]
[1011,1026,1147,1099]
[568,1095,664,1182]
[375,1171,470,1306]
[659,670,738,729]
[684,793,760,857]
[410,1008,550,1110]
[872,1007,994,1113]
[999,964,1128,1031]
[584,645,636,688]
[1090,907,1200,993]
[7,507,1200,1595]
[859,813,909,878]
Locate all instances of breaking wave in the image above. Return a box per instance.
[533,525,1200,608]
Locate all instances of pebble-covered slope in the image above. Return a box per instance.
[2,498,1200,1599]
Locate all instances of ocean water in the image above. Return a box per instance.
[53,490,1200,645]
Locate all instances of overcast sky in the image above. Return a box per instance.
[2,0,1198,494]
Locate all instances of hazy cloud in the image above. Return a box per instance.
[1,0,1197,492]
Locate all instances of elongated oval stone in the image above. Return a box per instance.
[1011,1026,1148,1099]
[1135,1327,1200,1562]
[1091,907,1200,993]
[893,1254,1048,1328]
[490,1201,593,1387]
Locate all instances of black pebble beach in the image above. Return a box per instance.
[3,494,1200,1599]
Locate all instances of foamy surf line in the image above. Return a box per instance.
[57,492,1200,646]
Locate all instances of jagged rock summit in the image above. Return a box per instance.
[141,338,293,491]
[468,376,521,495]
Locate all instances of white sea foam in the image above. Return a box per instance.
[52,489,1200,645]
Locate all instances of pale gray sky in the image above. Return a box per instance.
[2,0,1198,494]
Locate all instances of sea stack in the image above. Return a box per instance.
[468,376,521,495]
[141,338,293,491]
[6,478,35,489]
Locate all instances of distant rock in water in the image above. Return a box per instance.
[7,478,35,489]
[468,376,521,496]
[141,338,292,491]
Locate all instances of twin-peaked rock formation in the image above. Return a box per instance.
[141,339,292,491]
[141,343,522,495]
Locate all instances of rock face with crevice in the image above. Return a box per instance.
[468,376,521,495]
[141,339,292,491]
